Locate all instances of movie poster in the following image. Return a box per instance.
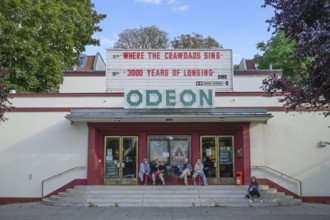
[170,140,189,165]
[149,140,168,163]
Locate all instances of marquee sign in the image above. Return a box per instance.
[106,49,233,108]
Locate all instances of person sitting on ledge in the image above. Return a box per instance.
[139,158,150,185]
[193,158,208,186]
[179,158,192,185]
[152,159,165,185]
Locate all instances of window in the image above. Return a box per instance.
[148,135,191,177]
[79,54,87,67]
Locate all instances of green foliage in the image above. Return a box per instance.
[114,26,222,50]
[0,0,106,93]
[114,25,170,49]
[171,33,222,49]
[254,31,300,80]
[0,61,13,123]
[262,0,330,113]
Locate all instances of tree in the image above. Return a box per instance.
[262,0,330,114]
[0,60,13,123]
[114,26,170,49]
[171,33,222,49]
[0,0,106,93]
[254,31,300,80]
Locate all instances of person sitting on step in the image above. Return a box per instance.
[192,158,208,186]
[178,158,192,185]
[152,159,165,185]
[139,158,150,185]
[247,176,263,203]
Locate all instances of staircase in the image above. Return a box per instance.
[42,185,302,207]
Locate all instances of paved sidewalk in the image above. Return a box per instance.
[0,202,330,220]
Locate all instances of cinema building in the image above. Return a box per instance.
[0,50,329,204]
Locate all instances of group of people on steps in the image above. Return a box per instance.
[139,157,208,186]
[139,158,262,202]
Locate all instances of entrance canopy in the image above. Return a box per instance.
[65,108,272,123]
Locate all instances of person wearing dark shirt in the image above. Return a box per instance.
[152,159,165,185]
[247,176,263,203]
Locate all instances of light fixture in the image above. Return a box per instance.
[237,147,242,158]
[167,136,174,140]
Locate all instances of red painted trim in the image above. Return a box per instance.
[0,179,87,204]
[234,71,282,76]
[214,106,288,111]
[266,106,330,111]
[215,92,284,96]
[0,197,40,205]
[87,124,99,185]
[258,179,330,204]
[10,107,124,112]
[88,122,250,130]
[258,179,299,199]
[11,108,71,112]
[302,196,330,204]
[87,122,251,185]
[242,125,251,185]
[63,73,105,77]
[44,179,87,198]
[8,93,123,98]
[191,133,200,166]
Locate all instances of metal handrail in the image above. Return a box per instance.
[251,165,302,197]
[41,166,86,197]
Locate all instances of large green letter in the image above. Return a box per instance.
[126,90,142,107]
[180,90,196,107]
[146,90,162,106]
[166,90,176,107]
[199,89,213,106]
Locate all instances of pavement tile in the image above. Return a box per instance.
[0,202,330,220]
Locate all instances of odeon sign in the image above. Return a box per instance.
[125,89,214,108]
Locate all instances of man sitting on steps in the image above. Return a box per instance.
[179,158,192,185]
[193,158,208,186]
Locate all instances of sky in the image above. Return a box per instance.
[85,0,276,65]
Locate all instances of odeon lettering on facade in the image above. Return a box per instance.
[1,49,329,205]
[125,89,213,108]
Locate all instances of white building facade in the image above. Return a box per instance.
[0,49,329,204]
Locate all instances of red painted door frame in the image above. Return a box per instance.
[87,122,251,185]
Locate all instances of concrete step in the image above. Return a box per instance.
[73,185,270,190]
[42,198,298,208]
[50,194,295,202]
[42,185,302,208]
[66,187,277,195]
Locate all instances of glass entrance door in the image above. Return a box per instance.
[104,136,138,185]
[200,136,235,184]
